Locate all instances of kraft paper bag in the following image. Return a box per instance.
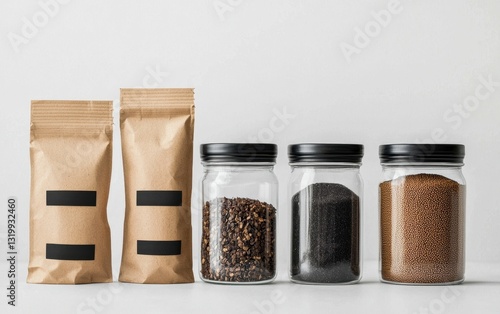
[27,100,113,284]
[119,88,195,284]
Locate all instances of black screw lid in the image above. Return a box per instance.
[379,144,465,164]
[200,143,277,163]
[288,143,364,163]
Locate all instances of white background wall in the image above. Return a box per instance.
[1,0,500,273]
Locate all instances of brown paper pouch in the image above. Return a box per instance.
[119,88,195,284]
[27,100,113,284]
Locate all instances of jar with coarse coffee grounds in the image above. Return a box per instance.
[200,143,278,284]
[288,144,364,285]
[379,144,466,285]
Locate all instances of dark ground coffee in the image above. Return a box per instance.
[291,183,360,283]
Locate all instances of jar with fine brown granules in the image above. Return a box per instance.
[379,144,466,285]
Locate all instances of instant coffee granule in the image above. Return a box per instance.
[380,173,465,284]
[291,183,360,283]
[201,197,276,282]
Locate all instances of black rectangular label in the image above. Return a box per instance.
[137,240,182,256]
[46,191,97,207]
[136,191,182,206]
[46,244,95,260]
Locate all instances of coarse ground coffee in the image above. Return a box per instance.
[291,183,360,283]
[380,173,465,284]
[201,197,276,283]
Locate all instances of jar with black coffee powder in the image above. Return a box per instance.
[379,144,466,285]
[200,143,278,284]
[288,144,363,284]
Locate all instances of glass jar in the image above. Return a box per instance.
[199,143,278,284]
[379,144,466,285]
[288,144,363,284]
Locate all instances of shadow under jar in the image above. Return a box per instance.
[289,144,363,284]
[200,143,278,284]
[379,144,466,285]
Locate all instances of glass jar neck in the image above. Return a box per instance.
[290,162,361,169]
[202,162,275,171]
[381,162,464,169]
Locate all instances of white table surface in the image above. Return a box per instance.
[3,261,499,314]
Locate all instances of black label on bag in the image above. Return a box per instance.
[136,191,182,206]
[46,191,97,207]
[46,244,95,260]
[137,240,182,256]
